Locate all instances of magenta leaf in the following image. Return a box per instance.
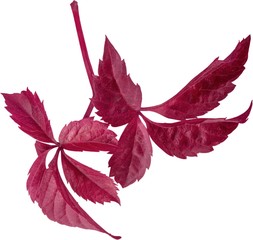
[143,102,252,159]
[92,37,142,126]
[2,85,122,237]
[109,117,152,187]
[2,1,252,238]
[61,150,120,204]
[59,117,118,152]
[27,150,49,202]
[2,88,56,143]
[27,148,121,239]
[142,35,251,120]
[35,141,56,155]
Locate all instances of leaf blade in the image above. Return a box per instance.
[35,141,56,155]
[144,102,252,159]
[109,117,152,187]
[59,117,118,152]
[142,36,251,119]
[92,37,142,126]
[2,88,56,143]
[61,150,120,204]
[27,149,49,202]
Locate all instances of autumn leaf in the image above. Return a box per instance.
[35,141,56,155]
[141,36,251,120]
[142,102,252,159]
[59,118,118,152]
[27,149,121,239]
[61,151,120,204]
[92,37,142,127]
[90,35,251,186]
[109,116,152,187]
[2,88,56,143]
[27,149,50,202]
[2,88,121,239]
[2,1,252,239]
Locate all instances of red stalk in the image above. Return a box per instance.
[70,1,94,118]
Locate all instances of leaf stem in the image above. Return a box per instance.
[71,1,95,118]
[83,99,94,118]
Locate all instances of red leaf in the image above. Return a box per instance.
[61,150,120,204]
[59,117,118,152]
[142,35,251,120]
[109,117,152,187]
[143,102,252,159]
[27,148,121,239]
[27,150,49,202]
[2,88,56,143]
[92,37,142,126]
[35,141,56,155]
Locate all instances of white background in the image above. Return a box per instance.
[0,0,253,239]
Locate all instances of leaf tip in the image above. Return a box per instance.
[241,35,251,53]
[244,34,251,43]
[231,101,252,123]
[104,36,114,51]
[110,235,121,240]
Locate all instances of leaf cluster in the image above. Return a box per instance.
[1,1,252,239]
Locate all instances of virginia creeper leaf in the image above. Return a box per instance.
[2,86,121,237]
[27,148,121,239]
[109,117,152,187]
[59,117,118,152]
[35,141,56,155]
[61,151,120,204]
[143,102,252,159]
[142,35,251,120]
[92,37,142,126]
[27,149,49,202]
[2,88,56,143]
[3,1,252,237]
